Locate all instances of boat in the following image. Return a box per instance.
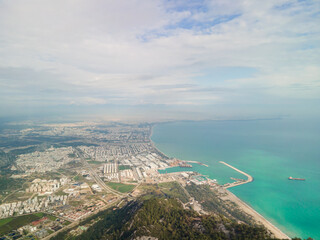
[179,161,192,168]
[288,176,305,181]
[179,163,192,168]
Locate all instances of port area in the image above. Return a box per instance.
[185,160,209,167]
[219,161,253,188]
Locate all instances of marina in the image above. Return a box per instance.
[152,119,320,238]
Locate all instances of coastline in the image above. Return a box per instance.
[223,190,290,239]
[150,124,291,239]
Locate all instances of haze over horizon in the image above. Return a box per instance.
[1,0,320,121]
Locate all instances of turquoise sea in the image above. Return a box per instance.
[152,118,320,239]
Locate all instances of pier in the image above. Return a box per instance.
[219,161,253,188]
[185,160,209,167]
[219,161,289,239]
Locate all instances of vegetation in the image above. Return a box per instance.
[46,214,58,221]
[106,182,135,193]
[0,176,25,203]
[0,212,58,235]
[0,177,24,194]
[59,142,98,147]
[0,217,14,227]
[158,181,190,203]
[86,160,102,165]
[47,182,312,239]
[4,191,33,203]
[33,212,46,218]
[9,144,47,155]
[0,150,16,172]
[138,183,165,200]
[66,160,83,168]
[68,153,76,158]
[118,165,131,170]
[29,171,61,180]
[0,213,42,235]
[186,184,254,224]
[51,201,122,240]
[57,168,77,177]
[55,189,68,196]
[73,197,274,240]
[73,175,86,182]
[90,129,109,134]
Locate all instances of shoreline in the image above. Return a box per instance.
[224,190,290,239]
[150,124,291,239]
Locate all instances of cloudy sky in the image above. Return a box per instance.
[0,0,319,121]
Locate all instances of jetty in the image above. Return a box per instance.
[219,161,289,239]
[185,160,209,167]
[219,161,253,188]
[179,162,192,168]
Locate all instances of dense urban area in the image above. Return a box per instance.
[0,121,304,239]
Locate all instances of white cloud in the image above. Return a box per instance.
[0,0,319,118]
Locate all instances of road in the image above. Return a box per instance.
[44,149,142,239]
[43,197,122,240]
[74,148,123,197]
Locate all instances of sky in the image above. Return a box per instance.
[0,0,319,121]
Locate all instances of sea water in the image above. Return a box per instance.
[152,118,320,239]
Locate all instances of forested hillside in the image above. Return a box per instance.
[68,198,273,240]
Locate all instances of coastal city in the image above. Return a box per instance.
[1,0,318,239]
[0,122,288,240]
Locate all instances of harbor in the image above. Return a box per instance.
[185,160,209,167]
[219,161,253,188]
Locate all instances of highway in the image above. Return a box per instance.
[43,197,122,240]
[44,149,140,239]
[74,148,123,197]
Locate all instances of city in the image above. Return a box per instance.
[0,122,227,240]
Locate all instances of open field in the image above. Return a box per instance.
[118,165,131,170]
[106,182,135,193]
[0,213,41,235]
[3,191,33,203]
[87,160,103,165]
[0,212,58,235]
[0,177,25,203]
[0,217,13,227]
[158,181,189,203]
[73,174,86,182]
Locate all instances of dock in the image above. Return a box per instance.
[219,162,289,239]
[179,162,192,168]
[219,161,253,188]
[185,160,209,167]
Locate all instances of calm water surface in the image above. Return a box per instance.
[152,118,320,239]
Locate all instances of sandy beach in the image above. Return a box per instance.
[224,190,290,239]
[152,128,291,239]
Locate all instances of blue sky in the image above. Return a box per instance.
[0,0,319,121]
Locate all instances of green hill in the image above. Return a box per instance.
[69,197,273,240]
